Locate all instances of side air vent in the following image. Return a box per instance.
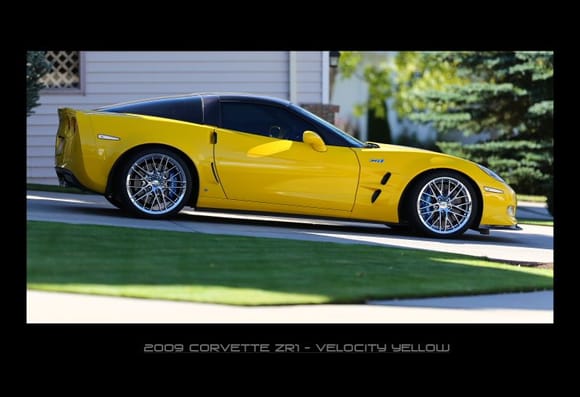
[381,172,391,185]
[371,189,382,203]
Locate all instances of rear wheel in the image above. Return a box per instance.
[116,147,192,218]
[407,171,479,238]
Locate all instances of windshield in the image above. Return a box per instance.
[291,104,366,148]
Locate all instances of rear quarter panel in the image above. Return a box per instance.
[67,111,217,194]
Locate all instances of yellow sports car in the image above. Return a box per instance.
[54,93,518,237]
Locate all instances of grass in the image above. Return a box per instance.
[27,183,91,195]
[27,221,553,306]
[518,219,553,227]
[518,194,547,203]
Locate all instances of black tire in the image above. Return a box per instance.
[406,171,479,238]
[104,194,123,209]
[116,147,192,219]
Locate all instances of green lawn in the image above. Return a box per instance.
[27,221,553,305]
[26,183,91,195]
[518,219,554,227]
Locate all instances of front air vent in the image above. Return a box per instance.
[371,189,382,203]
[381,172,391,185]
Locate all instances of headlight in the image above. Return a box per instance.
[478,164,506,183]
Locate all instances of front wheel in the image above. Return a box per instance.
[116,148,192,218]
[407,171,479,238]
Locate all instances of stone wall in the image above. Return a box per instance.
[300,103,340,124]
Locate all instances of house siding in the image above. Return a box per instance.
[27,51,324,185]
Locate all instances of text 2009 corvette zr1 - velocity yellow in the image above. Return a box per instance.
[54,93,519,237]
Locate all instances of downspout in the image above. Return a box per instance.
[289,51,297,102]
[321,51,329,104]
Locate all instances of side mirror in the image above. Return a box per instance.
[302,131,327,152]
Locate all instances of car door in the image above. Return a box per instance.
[212,101,359,212]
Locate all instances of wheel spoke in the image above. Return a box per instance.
[132,186,151,201]
[449,211,461,226]
[164,165,179,175]
[422,190,438,200]
[449,208,467,217]
[153,189,164,210]
[161,189,173,209]
[420,197,435,206]
[429,181,444,196]
[447,183,461,199]
[132,164,150,178]
[161,190,179,205]
[453,201,470,207]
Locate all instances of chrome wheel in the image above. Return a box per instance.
[125,152,188,216]
[416,176,473,235]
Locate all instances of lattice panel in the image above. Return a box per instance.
[40,51,80,89]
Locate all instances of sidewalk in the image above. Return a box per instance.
[26,290,553,324]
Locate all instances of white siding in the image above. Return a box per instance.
[296,51,324,104]
[27,51,325,185]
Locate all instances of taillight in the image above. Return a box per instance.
[55,136,65,155]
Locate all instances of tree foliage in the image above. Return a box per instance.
[405,52,553,141]
[339,51,554,204]
[26,51,50,117]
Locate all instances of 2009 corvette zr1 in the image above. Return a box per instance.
[54,93,519,237]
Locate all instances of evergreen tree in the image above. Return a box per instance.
[27,51,50,116]
[418,52,553,201]
[409,51,553,142]
[339,51,554,211]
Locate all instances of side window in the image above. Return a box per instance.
[221,102,271,136]
[221,102,316,141]
[104,96,203,124]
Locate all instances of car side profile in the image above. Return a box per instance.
[54,93,519,237]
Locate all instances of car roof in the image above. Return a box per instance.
[100,92,292,109]
[209,92,291,106]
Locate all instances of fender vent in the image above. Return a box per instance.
[371,189,382,203]
[381,172,391,185]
